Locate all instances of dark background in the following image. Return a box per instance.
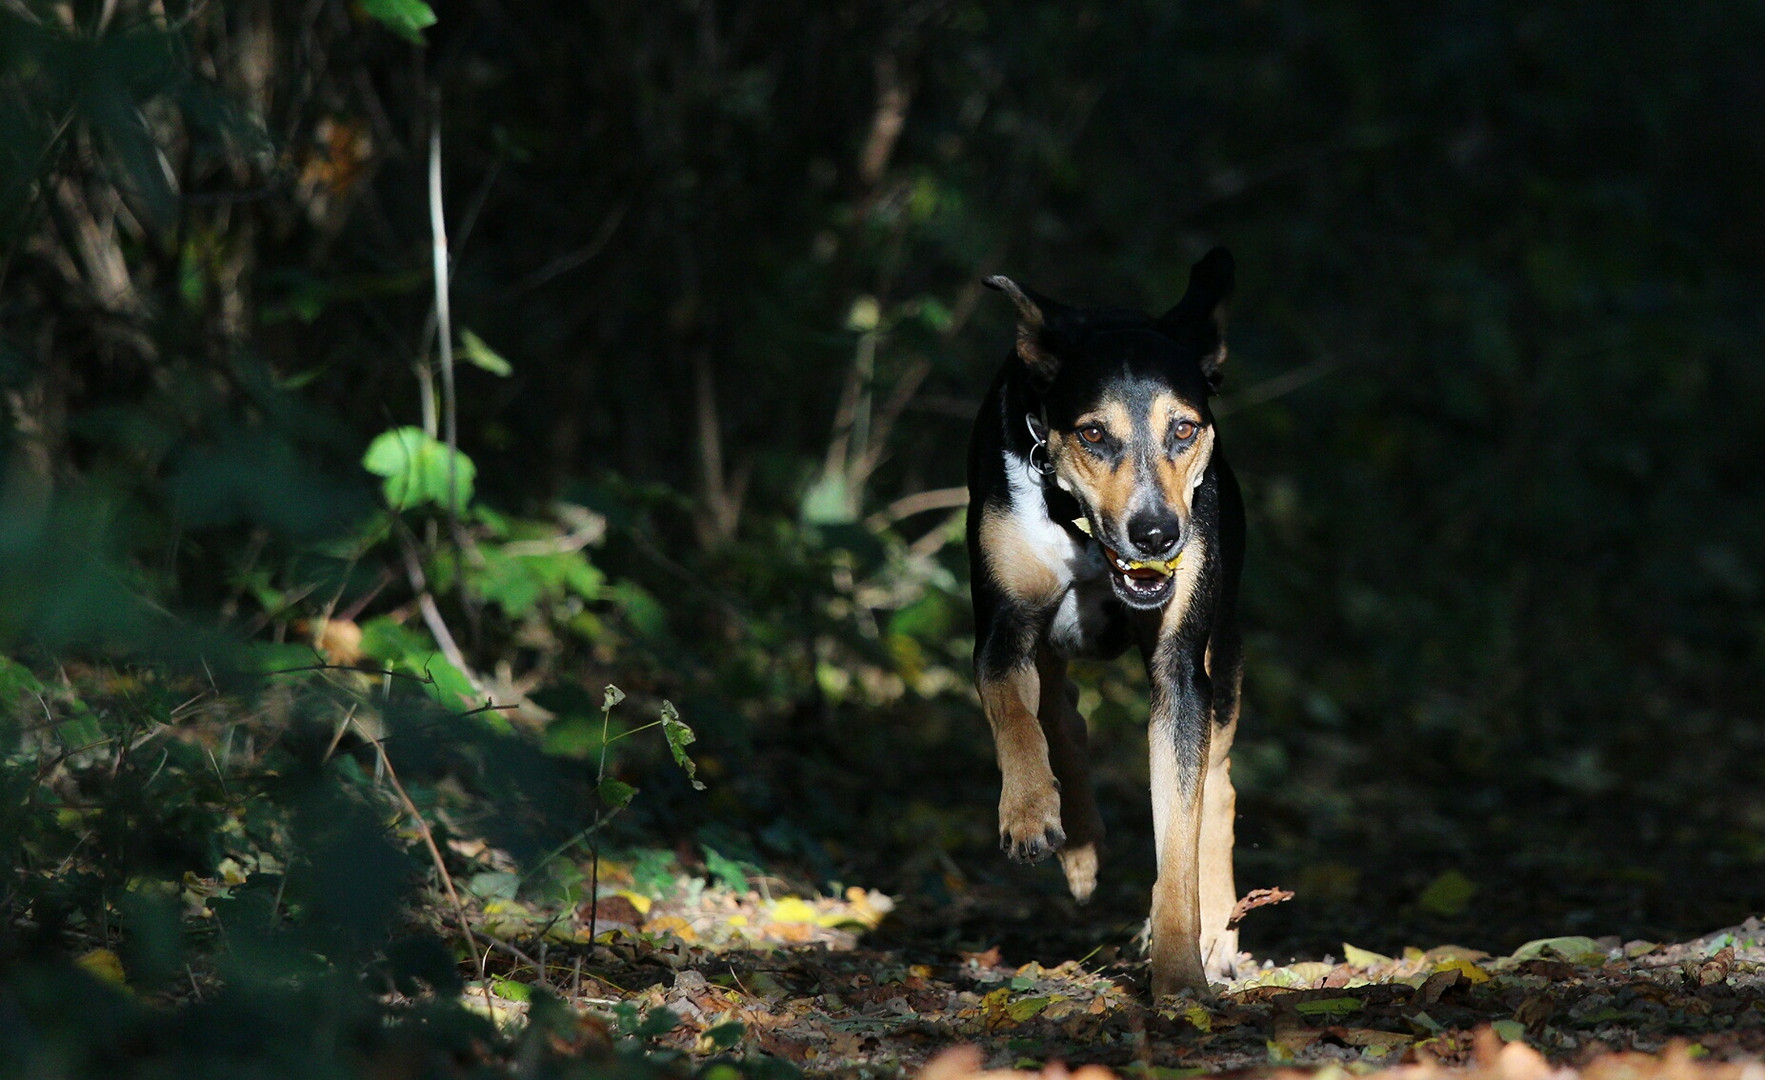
[3,0,1763,967]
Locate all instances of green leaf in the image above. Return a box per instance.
[660,701,706,790]
[598,779,636,810]
[460,329,513,376]
[467,872,520,901]
[1491,1019,1527,1042]
[359,0,436,43]
[490,976,530,1002]
[703,1021,745,1051]
[1006,996,1055,1021]
[1508,936,1608,965]
[634,1006,680,1039]
[1417,869,1475,916]
[702,846,750,892]
[1294,997,1364,1018]
[362,426,476,512]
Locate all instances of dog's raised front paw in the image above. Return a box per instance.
[998,784,1065,863]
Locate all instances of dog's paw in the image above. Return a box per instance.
[998,785,1065,863]
[1201,927,1244,980]
[1059,842,1099,902]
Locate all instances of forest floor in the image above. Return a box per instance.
[439,838,1765,1080]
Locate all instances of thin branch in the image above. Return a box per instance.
[863,486,969,532]
[265,662,434,685]
[351,715,493,1011]
[396,529,485,701]
[1213,357,1338,418]
[509,203,628,294]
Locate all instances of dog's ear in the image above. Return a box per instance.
[1157,247,1235,390]
[984,275,1072,390]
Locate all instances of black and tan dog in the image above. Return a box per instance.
[966,249,1245,998]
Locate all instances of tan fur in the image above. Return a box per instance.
[1149,392,1214,519]
[1036,648,1105,901]
[1053,400,1137,525]
[1197,710,1240,977]
[977,502,1062,605]
[978,668,1062,856]
[1146,537,1216,998]
[1146,712,1208,998]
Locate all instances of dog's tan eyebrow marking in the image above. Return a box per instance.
[1057,398,1137,526]
[1149,392,1206,446]
[1072,398,1134,438]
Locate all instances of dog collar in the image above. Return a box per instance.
[1024,412,1055,476]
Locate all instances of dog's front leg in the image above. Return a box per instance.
[977,657,1065,864]
[1197,709,1240,978]
[1147,641,1213,999]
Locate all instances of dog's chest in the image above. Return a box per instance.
[998,451,1121,659]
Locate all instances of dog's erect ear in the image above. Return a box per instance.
[1157,247,1235,390]
[985,275,1070,389]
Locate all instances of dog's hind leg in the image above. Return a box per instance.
[1036,648,1105,902]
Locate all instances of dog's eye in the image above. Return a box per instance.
[1078,425,1106,445]
[1173,420,1197,441]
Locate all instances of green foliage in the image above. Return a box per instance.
[359,0,437,44]
[362,426,478,512]
[661,703,706,792]
[461,329,515,377]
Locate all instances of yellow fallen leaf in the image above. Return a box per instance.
[644,914,697,941]
[1343,942,1393,968]
[76,948,126,987]
[614,889,654,916]
[1435,956,1492,983]
[769,897,819,924]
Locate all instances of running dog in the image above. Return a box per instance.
[966,248,1245,998]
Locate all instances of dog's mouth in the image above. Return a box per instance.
[1105,544,1180,604]
[1075,518,1181,606]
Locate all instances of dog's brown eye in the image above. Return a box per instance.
[1174,420,1197,441]
[1079,425,1105,445]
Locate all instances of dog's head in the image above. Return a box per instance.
[986,248,1234,611]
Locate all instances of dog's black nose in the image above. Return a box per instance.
[1127,513,1181,556]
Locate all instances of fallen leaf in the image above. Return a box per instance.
[1344,943,1395,968]
[76,948,126,987]
[1006,996,1056,1021]
[1294,996,1364,1018]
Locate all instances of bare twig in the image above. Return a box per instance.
[864,486,969,531]
[266,662,433,685]
[427,93,457,503]
[351,715,493,1011]
[1213,357,1337,418]
[510,203,628,293]
[395,530,485,700]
